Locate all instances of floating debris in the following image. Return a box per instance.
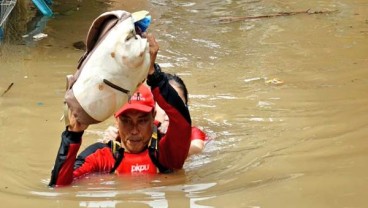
[265,78,284,85]
[1,82,14,96]
[244,77,263,83]
[217,9,338,23]
[33,33,48,41]
[73,41,86,50]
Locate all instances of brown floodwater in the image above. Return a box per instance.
[0,0,368,207]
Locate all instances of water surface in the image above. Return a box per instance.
[0,0,368,207]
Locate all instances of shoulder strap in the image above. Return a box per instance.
[108,140,125,174]
[148,126,173,173]
[107,126,173,174]
[74,142,107,170]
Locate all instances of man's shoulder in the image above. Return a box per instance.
[77,142,111,158]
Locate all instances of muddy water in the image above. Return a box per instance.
[0,0,368,207]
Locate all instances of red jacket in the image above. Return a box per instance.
[49,68,192,186]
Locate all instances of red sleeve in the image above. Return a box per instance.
[49,130,115,187]
[49,130,82,187]
[55,143,80,186]
[146,65,192,170]
[151,84,192,170]
[73,146,115,178]
[191,127,206,141]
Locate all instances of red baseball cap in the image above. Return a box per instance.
[115,84,155,117]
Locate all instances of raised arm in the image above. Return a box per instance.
[147,65,191,169]
[144,34,191,169]
[49,113,88,187]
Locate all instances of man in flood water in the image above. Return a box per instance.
[49,34,192,186]
[102,73,207,156]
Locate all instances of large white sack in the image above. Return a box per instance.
[65,10,151,125]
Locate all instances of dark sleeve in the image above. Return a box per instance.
[147,64,192,169]
[49,129,83,187]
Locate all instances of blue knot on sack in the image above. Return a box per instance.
[135,15,151,33]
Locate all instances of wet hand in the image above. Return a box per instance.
[67,111,89,132]
[144,33,159,75]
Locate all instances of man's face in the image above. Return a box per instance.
[117,109,154,153]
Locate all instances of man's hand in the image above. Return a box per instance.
[144,33,159,75]
[67,110,89,132]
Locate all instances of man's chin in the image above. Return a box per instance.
[126,142,144,153]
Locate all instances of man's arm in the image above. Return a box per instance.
[50,108,122,187]
[145,33,191,169]
[147,64,192,169]
[49,113,88,187]
[49,129,83,186]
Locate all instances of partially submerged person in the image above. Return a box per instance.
[103,73,207,156]
[155,73,207,155]
[49,34,192,187]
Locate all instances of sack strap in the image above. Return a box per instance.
[103,79,131,95]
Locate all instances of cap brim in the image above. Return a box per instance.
[115,104,153,117]
[132,10,149,23]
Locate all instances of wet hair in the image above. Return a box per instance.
[166,73,189,105]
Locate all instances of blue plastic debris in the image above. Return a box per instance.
[31,0,53,17]
[135,15,151,32]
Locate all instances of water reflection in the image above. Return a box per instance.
[30,181,217,208]
[76,182,216,208]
